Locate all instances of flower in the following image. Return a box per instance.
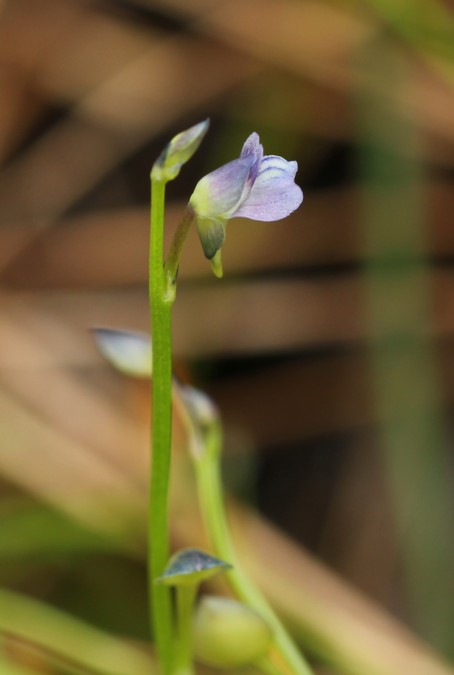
[189,132,303,275]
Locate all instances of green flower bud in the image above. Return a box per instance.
[177,384,220,458]
[151,120,209,182]
[193,596,273,668]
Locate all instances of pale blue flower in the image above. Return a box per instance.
[189,133,303,273]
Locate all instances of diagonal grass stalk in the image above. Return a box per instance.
[193,417,314,675]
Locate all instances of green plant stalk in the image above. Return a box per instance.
[0,587,155,675]
[194,421,314,675]
[173,585,198,675]
[164,207,196,295]
[149,193,199,675]
[149,176,174,675]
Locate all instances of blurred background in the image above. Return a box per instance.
[0,1,454,674]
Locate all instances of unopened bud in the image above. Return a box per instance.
[92,328,152,378]
[156,549,231,587]
[152,120,209,182]
[193,596,272,668]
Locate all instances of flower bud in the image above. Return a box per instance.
[151,120,209,182]
[156,549,231,587]
[193,596,272,668]
[92,328,152,378]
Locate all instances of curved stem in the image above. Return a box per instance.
[164,208,196,298]
[194,423,314,675]
[149,176,173,675]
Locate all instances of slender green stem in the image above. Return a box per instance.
[173,585,197,675]
[149,190,198,674]
[194,422,314,675]
[149,176,174,675]
[0,586,155,674]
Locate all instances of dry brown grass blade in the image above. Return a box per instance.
[168,451,454,675]
[206,354,373,447]
[0,27,258,223]
[1,275,365,360]
[3,263,454,360]
[0,26,258,282]
[0,29,255,222]
[0,0,85,165]
[1,176,453,288]
[1,193,356,287]
[228,504,454,675]
[0,382,145,539]
[152,0,454,148]
[0,292,451,675]
[0,293,148,541]
[0,301,148,478]
[4,287,454,451]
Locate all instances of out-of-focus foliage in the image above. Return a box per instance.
[0,0,453,673]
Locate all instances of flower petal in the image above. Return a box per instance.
[240,132,262,159]
[189,156,254,219]
[241,132,264,180]
[233,155,303,221]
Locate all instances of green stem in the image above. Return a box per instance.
[0,586,155,674]
[149,190,198,674]
[173,585,197,675]
[194,422,314,675]
[149,176,174,675]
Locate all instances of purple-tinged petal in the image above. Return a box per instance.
[233,155,303,221]
[240,132,263,186]
[240,132,262,160]
[189,156,254,219]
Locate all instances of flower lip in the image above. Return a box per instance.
[233,155,302,222]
